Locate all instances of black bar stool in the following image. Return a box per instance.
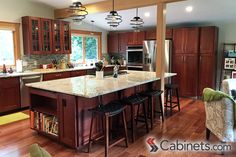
[165,84,180,115]
[141,90,164,129]
[124,94,149,143]
[87,100,128,157]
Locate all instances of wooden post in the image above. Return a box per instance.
[156,2,166,92]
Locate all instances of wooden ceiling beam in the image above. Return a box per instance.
[54,0,185,19]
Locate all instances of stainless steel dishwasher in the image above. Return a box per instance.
[20,74,43,108]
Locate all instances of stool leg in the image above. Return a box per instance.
[105,115,109,157]
[142,102,149,133]
[165,89,168,115]
[149,97,154,129]
[176,88,180,111]
[135,104,140,126]
[130,104,135,143]
[88,112,94,153]
[170,89,173,116]
[159,95,164,121]
[122,111,129,147]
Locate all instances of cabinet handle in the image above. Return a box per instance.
[62,99,67,107]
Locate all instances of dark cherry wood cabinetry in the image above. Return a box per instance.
[198,26,218,96]
[22,16,71,55]
[52,21,71,54]
[172,26,218,97]
[70,70,87,77]
[127,31,146,45]
[107,33,119,53]
[118,33,128,53]
[145,28,173,40]
[43,72,71,81]
[59,94,77,148]
[0,77,20,113]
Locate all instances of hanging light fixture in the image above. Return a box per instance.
[90,20,95,35]
[67,1,88,22]
[105,0,122,27]
[130,8,144,31]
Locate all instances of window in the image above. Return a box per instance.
[0,22,20,67]
[70,30,101,64]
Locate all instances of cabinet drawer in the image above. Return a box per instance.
[0,77,20,88]
[43,72,70,81]
[70,70,87,77]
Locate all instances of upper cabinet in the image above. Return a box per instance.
[145,28,173,40]
[22,16,71,55]
[127,31,146,45]
[173,27,199,54]
[118,33,128,53]
[107,33,119,53]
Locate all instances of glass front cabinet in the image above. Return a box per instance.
[22,16,71,55]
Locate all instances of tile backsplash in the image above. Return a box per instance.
[21,54,68,71]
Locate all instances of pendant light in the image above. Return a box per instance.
[90,20,95,35]
[105,0,122,27]
[67,1,88,22]
[130,8,144,31]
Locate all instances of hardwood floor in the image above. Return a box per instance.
[0,98,235,157]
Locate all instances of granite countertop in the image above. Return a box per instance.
[26,71,177,98]
[0,65,126,78]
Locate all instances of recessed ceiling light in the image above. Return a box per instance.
[144,12,150,17]
[185,6,193,12]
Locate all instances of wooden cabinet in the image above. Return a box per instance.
[198,26,218,96]
[173,27,199,54]
[107,33,119,53]
[172,54,198,97]
[118,33,128,53]
[52,21,71,54]
[70,70,87,77]
[22,16,71,55]
[0,77,20,113]
[145,28,173,40]
[59,94,77,148]
[127,31,145,45]
[43,72,71,81]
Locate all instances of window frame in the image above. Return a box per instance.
[70,30,102,64]
[0,21,20,68]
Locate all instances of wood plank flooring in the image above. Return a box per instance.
[0,98,235,157]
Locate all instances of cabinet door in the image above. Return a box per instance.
[0,77,20,113]
[62,21,71,54]
[52,21,63,53]
[184,28,199,54]
[166,28,173,39]
[145,30,156,40]
[108,33,119,53]
[30,17,42,54]
[172,55,185,95]
[59,94,77,148]
[183,54,198,97]
[70,70,87,77]
[198,55,216,96]
[118,33,128,53]
[41,18,52,53]
[136,31,146,45]
[127,32,135,45]
[43,72,70,81]
[200,26,218,55]
[173,28,185,54]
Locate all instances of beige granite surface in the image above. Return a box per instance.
[26,71,177,98]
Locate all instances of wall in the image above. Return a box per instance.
[0,0,54,55]
[70,22,108,54]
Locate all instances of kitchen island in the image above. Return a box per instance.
[27,70,176,148]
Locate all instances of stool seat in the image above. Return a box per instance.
[141,90,163,97]
[124,94,147,105]
[165,84,179,89]
[89,101,125,116]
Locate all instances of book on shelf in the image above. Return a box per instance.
[32,111,58,137]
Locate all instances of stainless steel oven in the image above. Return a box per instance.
[126,45,143,70]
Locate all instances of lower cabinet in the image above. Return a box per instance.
[59,94,77,148]
[43,72,71,81]
[70,70,87,77]
[0,77,20,113]
[172,54,198,97]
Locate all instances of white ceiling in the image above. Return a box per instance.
[34,0,236,31]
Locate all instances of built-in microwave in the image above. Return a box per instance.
[126,46,143,66]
